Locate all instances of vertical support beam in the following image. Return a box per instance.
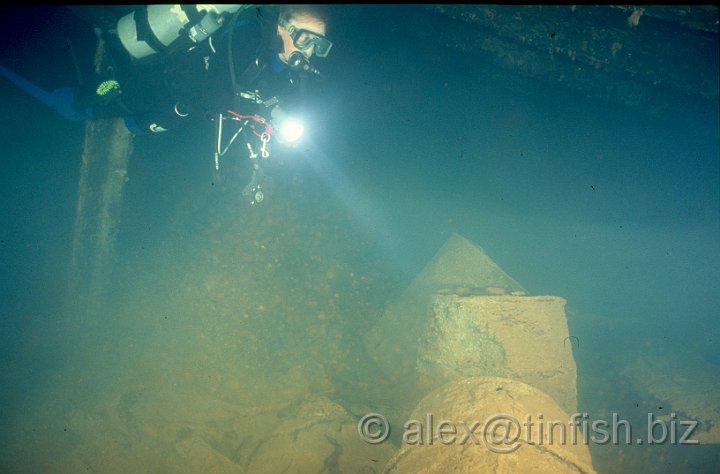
[69,38,133,311]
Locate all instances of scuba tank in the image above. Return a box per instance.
[116,5,252,60]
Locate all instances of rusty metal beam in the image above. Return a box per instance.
[410,5,718,114]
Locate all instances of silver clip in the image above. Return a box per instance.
[260,133,270,158]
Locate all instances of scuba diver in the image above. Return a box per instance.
[0,4,332,203]
[2,4,331,132]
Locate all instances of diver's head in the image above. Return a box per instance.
[277,5,331,65]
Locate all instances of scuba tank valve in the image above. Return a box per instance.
[116,5,251,60]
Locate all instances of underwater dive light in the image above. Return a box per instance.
[271,106,305,144]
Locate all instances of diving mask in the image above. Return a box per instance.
[280,18,332,58]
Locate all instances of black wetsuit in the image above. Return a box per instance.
[92,6,298,133]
